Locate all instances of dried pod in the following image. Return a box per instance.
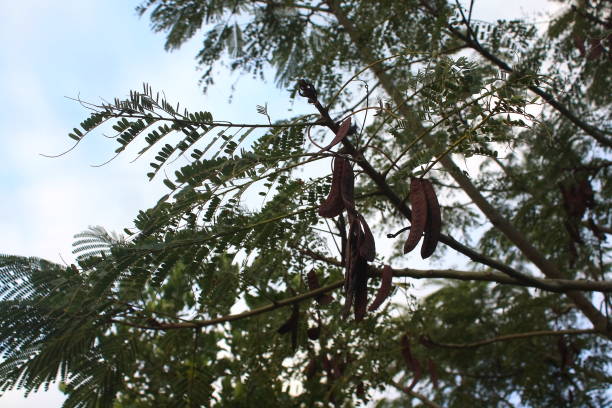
[420,179,441,259]
[404,178,428,254]
[352,257,370,321]
[357,214,376,261]
[407,358,422,390]
[277,304,299,351]
[573,35,586,56]
[400,334,414,368]
[587,38,604,60]
[305,358,318,380]
[330,355,343,379]
[320,117,351,152]
[306,270,333,305]
[342,252,357,317]
[318,157,345,218]
[307,326,321,340]
[557,337,574,372]
[321,353,333,379]
[368,264,393,312]
[340,158,356,214]
[306,269,320,290]
[356,381,365,399]
[401,334,421,389]
[427,358,439,389]
[343,217,360,291]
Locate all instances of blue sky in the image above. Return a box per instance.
[0,0,561,406]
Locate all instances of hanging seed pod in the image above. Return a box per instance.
[420,179,441,259]
[321,353,333,379]
[277,304,300,351]
[368,265,393,312]
[587,38,604,60]
[318,157,345,218]
[305,358,318,380]
[320,117,351,152]
[404,178,428,254]
[306,270,333,305]
[342,253,357,317]
[407,358,422,390]
[307,326,321,340]
[330,354,343,379]
[357,214,376,261]
[427,358,439,389]
[356,381,365,399]
[343,217,360,290]
[352,257,369,321]
[401,334,422,390]
[340,158,356,214]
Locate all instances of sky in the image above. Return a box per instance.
[0,0,562,406]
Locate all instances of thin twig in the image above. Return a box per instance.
[389,380,443,408]
[423,328,598,349]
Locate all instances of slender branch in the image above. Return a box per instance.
[103,112,321,129]
[252,0,332,14]
[423,328,598,349]
[393,268,612,293]
[295,247,612,293]
[389,380,443,408]
[111,279,345,331]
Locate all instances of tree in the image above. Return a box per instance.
[1,0,610,406]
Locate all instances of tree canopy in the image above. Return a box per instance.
[1,0,611,407]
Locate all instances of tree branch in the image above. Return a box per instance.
[111,278,344,331]
[423,328,598,349]
[389,380,443,408]
[295,247,612,293]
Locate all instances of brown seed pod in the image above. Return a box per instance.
[420,179,441,259]
[321,353,333,379]
[307,326,321,340]
[368,265,393,312]
[407,358,422,390]
[587,38,604,60]
[400,334,414,369]
[318,157,345,218]
[305,358,318,380]
[330,354,343,379]
[343,218,360,293]
[342,253,357,317]
[400,334,421,390]
[404,178,428,254]
[340,158,355,214]
[357,214,376,262]
[352,257,369,321]
[277,304,299,351]
[356,381,365,399]
[427,358,439,389]
[573,35,586,56]
[320,117,351,152]
[306,269,333,305]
